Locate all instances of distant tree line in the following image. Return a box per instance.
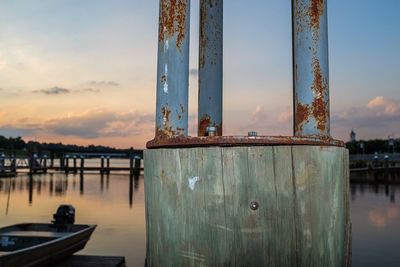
[0,135,142,158]
[346,138,399,154]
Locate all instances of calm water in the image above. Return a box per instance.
[0,173,146,267]
[1,171,400,266]
[350,174,400,267]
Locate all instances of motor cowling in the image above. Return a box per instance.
[53,205,75,225]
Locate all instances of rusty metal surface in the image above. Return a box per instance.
[198,0,223,137]
[147,135,344,149]
[292,0,330,137]
[156,0,190,138]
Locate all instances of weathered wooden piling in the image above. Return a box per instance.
[106,156,111,174]
[0,154,5,172]
[145,0,350,266]
[134,156,141,176]
[60,156,64,170]
[80,157,85,175]
[145,142,350,266]
[65,156,70,174]
[43,156,48,172]
[73,156,78,174]
[11,156,16,173]
[28,155,35,174]
[130,157,134,176]
[100,156,105,174]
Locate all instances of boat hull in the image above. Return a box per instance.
[0,223,96,267]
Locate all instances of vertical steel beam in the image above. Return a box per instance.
[292,0,330,137]
[155,0,191,138]
[198,0,223,136]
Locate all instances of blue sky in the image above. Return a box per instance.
[0,0,399,148]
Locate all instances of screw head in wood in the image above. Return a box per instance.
[250,201,259,211]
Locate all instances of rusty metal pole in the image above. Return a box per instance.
[198,0,223,136]
[292,0,330,137]
[155,0,191,138]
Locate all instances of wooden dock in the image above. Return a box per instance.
[53,255,126,267]
[0,154,144,176]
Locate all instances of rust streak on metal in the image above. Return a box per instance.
[198,114,211,136]
[161,106,171,122]
[198,114,222,137]
[159,0,187,48]
[311,58,328,132]
[147,135,344,149]
[295,102,310,133]
[156,107,174,138]
[199,1,207,69]
[309,0,324,29]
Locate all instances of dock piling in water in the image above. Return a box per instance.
[145,0,350,266]
[73,156,77,174]
[134,156,141,176]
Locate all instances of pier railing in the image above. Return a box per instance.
[0,152,143,177]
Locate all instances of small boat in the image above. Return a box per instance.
[0,205,96,267]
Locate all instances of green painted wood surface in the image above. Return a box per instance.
[145,146,350,267]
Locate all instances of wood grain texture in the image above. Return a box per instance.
[145,146,349,267]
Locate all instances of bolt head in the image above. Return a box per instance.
[250,201,259,211]
[248,131,258,137]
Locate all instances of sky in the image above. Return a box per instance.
[0,0,399,149]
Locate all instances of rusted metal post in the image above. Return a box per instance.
[292,0,330,137]
[198,0,223,136]
[155,0,191,138]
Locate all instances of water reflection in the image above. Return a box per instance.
[351,173,400,267]
[129,175,140,208]
[0,173,146,266]
[0,173,142,204]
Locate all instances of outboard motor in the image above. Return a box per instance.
[52,205,75,225]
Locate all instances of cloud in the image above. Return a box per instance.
[32,86,102,95]
[33,86,70,95]
[278,109,292,123]
[46,110,153,138]
[79,88,101,93]
[333,96,400,128]
[251,105,266,123]
[331,96,400,140]
[367,96,400,115]
[0,126,37,137]
[229,105,285,135]
[0,109,154,140]
[87,81,119,87]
